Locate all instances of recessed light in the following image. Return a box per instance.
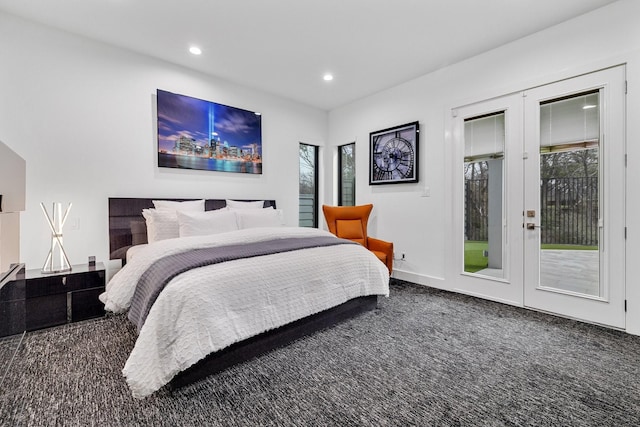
[582,104,597,110]
[323,73,334,81]
[189,46,202,55]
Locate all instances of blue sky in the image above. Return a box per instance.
[157,89,262,153]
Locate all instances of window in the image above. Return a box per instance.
[299,143,319,227]
[463,112,505,276]
[538,90,600,295]
[338,143,355,206]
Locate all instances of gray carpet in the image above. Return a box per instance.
[1,280,640,426]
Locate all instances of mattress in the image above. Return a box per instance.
[100,226,390,398]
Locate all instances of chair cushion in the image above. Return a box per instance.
[336,219,366,246]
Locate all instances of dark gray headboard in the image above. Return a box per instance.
[108,198,276,262]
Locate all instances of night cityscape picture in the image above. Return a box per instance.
[157,89,262,174]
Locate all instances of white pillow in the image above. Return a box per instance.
[225,199,264,209]
[153,199,205,212]
[142,209,179,243]
[236,208,284,229]
[177,209,239,238]
[126,244,147,263]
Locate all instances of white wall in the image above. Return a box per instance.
[328,0,640,334]
[0,12,328,273]
[3,2,640,334]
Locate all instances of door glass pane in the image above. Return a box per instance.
[539,91,600,296]
[464,113,505,278]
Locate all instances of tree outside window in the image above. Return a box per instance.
[339,143,355,206]
[299,143,318,227]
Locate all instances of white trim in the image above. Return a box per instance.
[447,54,631,114]
[452,288,523,308]
[391,268,443,287]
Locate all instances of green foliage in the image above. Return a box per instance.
[464,241,488,273]
[540,244,597,250]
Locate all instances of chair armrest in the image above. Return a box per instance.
[367,237,393,273]
[368,237,392,253]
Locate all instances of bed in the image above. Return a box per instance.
[103,198,390,398]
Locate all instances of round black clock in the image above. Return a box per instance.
[372,132,415,182]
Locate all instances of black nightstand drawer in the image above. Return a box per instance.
[70,286,105,321]
[25,263,106,331]
[25,270,105,298]
[26,293,67,330]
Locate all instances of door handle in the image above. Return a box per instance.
[526,223,542,230]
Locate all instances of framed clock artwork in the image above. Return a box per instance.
[369,121,419,185]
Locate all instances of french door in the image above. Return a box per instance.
[453,66,626,329]
[453,95,524,305]
[522,67,625,328]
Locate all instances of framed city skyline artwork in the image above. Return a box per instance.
[156,89,262,174]
[369,121,419,185]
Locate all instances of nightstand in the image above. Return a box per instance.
[0,264,26,337]
[25,262,106,331]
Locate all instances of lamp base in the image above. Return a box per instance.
[41,266,72,274]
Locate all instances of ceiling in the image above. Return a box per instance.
[0,0,619,111]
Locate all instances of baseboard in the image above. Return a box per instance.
[391,269,444,288]
[452,288,523,308]
[391,270,519,307]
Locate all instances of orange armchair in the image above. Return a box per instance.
[322,204,393,274]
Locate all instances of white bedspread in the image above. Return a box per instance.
[100,227,389,398]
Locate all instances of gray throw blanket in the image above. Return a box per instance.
[128,236,356,331]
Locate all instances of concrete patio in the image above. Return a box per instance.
[540,249,599,296]
[475,249,599,296]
